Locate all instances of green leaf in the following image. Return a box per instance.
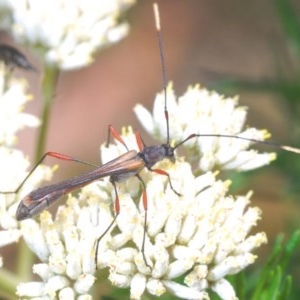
[250,231,299,300]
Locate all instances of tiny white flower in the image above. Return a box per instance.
[16,282,45,298]
[130,273,147,299]
[20,219,50,262]
[74,274,95,294]
[58,287,75,300]
[211,278,238,300]
[0,0,136,70]
[163,281,209,300]
[33,263,54,281]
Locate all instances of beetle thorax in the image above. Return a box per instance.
[140,144,174,168]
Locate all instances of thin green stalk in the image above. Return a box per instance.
[17,66,58,280]
[16,239,34,281]
[34,66,59,163]
[0,268,22,299]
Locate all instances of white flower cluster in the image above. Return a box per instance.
[134,83,276,172]
[0,62,52,267]
[16,209,96,299]
[0,69,38,146]
[0,0,135,70]
[15,84,270,299]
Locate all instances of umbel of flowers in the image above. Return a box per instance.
[0,0,136,70]
[14,84,269,299]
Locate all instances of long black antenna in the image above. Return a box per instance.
[174,133,300,154]
[153,3,170,144]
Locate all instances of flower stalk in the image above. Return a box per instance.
[34,66,58,163]
[0,268,20,300]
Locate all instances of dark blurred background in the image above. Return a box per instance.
[2,0,300,298]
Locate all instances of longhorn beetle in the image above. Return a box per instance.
[3,3,300,269]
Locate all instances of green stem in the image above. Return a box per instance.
[16,239,34,281]
[0,268,22,299]
[34,66,59,163]
[17,66,58,280]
